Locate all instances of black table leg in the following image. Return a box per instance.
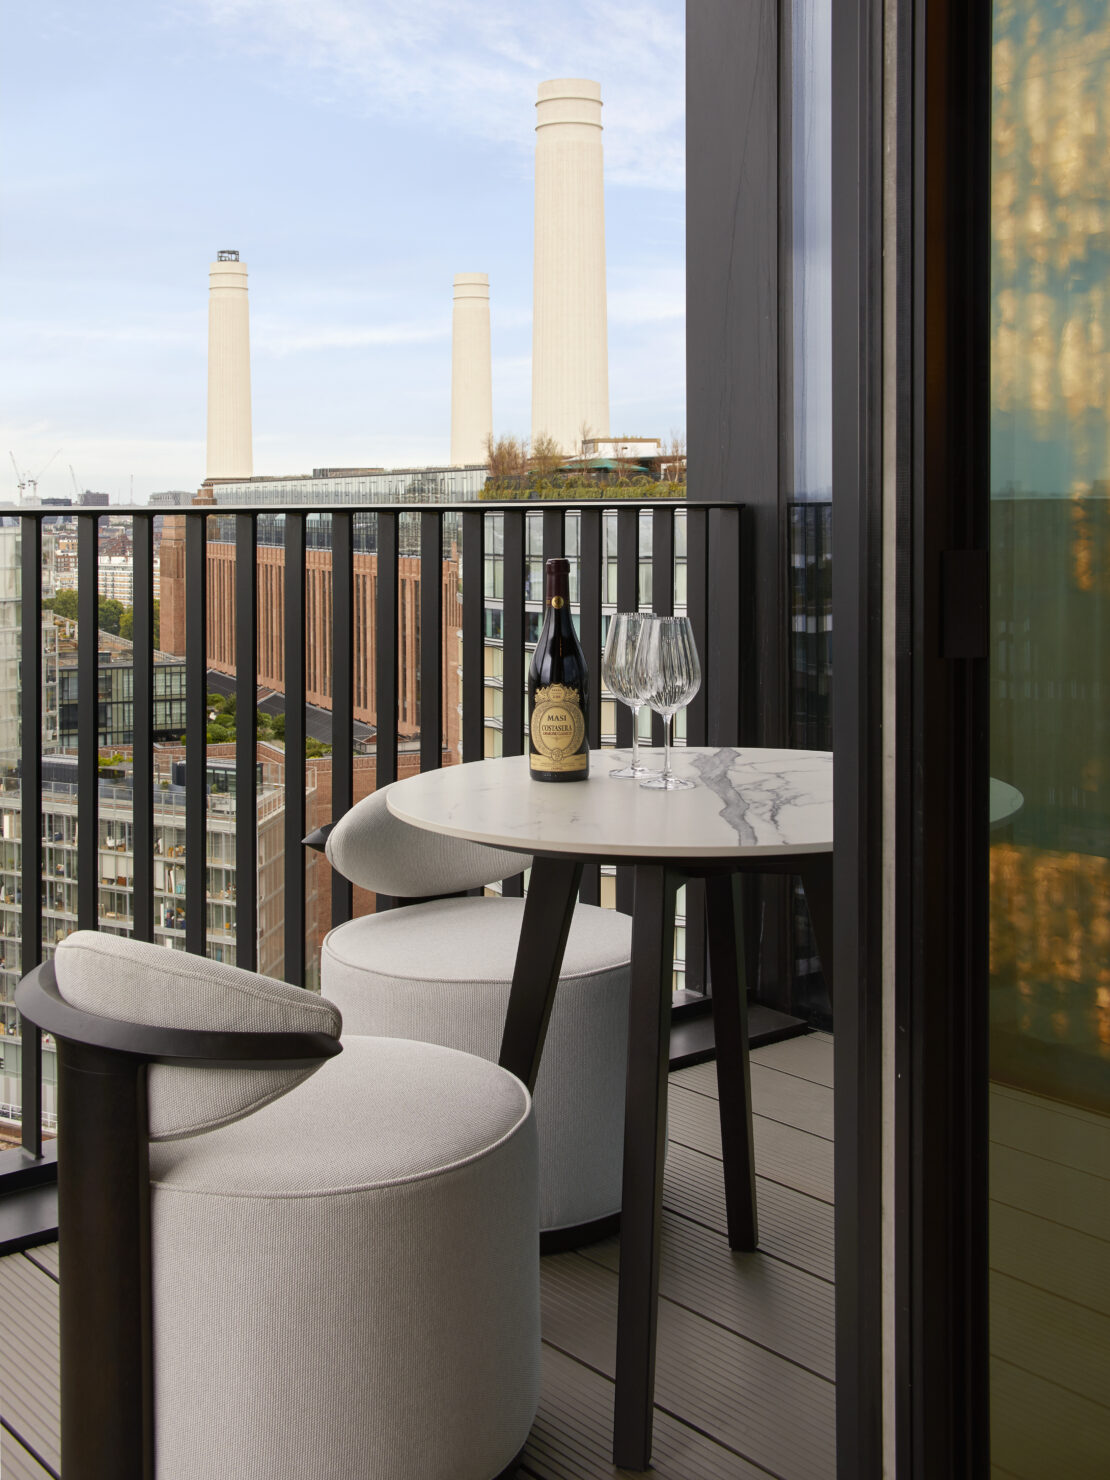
[613,864,679,1471]
[706,872,758,1251]
[498,855,583,1091]
[797,851,835,1003]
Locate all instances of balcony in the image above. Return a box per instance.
[0,495,838,1478]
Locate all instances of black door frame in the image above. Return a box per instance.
[830,0,887,1472]
[897,1,993,1474]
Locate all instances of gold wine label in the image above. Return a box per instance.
[550,595,565,608]
[530,684,586,771]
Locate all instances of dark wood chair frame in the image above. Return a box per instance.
[15,960,341,1480]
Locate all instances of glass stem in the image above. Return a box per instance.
[663,712,673,781]
[631,705,641,770]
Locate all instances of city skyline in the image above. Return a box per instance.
[1,0,685,504]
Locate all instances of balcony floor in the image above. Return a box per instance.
[0,1032,836,1480]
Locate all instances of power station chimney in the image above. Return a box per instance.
[450,273,493,465]
[531,79,610,457]
[206,250,253,480]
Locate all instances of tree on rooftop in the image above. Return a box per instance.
[486,433,528,480]
[530,432,564,478]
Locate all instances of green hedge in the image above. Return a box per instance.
[480,477,686,502]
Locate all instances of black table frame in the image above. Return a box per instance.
[497,847,834,1472]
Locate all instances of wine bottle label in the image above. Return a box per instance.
[530,684,587,772]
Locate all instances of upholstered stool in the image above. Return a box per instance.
[323,894,631,1242]
[37,931,540,1480]
[319,785,632,1246]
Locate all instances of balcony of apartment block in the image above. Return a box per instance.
[0,495,836,1480]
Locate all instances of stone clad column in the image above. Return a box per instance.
[450,273,493,466]
[206,250,253,480]
[531,79,611,456]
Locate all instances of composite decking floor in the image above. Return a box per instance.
[0,1033,837,1480]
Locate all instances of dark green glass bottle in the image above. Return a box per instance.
[528,558,589,782]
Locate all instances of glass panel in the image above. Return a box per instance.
[791,0,833,504]
[989,4,1110,1471]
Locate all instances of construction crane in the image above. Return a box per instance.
[70,465,81,502]
[9,452,28,501]
[9,448,61,503]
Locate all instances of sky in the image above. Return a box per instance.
[1,0,686,503]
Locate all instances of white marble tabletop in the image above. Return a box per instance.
[387,747,834,861]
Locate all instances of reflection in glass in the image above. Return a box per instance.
[990,3,1110,1471]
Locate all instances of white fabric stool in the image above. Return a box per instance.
[46,931,540,1480]
[322,894,631,1240]
[320,785,633,1245]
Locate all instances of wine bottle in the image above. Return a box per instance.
[528,557,589,782]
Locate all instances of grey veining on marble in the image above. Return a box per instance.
[388,748,834,860]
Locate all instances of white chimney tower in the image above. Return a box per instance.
[450,273,493,465]
[531,79,610,456]
[206,250,253,480]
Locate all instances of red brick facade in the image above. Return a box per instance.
[166,536,462,758]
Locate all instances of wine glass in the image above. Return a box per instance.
[601,612,655,778]
[632,616,701,790]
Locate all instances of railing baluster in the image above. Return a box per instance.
[373,511,399,913]
[614,507,639,917]
[501,510,526,757]
[420,510,443,773]
[132,514,154,944]
[542,506,565,564]
[284,513,306,985]
[235,514,258,971]
[708,506,743,745]
[331,513,354,927]
[19,516,43,1157]
[461,510,485,764]
[579,508,602,749]
[650,506,676,747]
[685,507,710,745]
[615,507,638,750]
[77,514,99,934]
[185,514,207,957]
[501,510,526,898]
[578,508,603,907]
[375,511,399,788]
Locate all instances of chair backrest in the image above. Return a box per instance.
[325,783,529,897]
[54,931,342,1140]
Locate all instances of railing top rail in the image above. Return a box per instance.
[8,498,738,519]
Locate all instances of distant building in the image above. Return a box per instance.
[55,641,187,748]
[0,744,300,1114]
[97,555,134,605]
[79,492,110,508]
[199,465,487,508]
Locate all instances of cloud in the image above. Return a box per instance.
[183,0,684,190]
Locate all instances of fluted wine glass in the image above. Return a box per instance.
[632,616,701,790]
[601,611,655,778]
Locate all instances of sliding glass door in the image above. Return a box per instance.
[989,5,1110,1473]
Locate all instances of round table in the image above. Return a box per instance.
[388,746,834,1471]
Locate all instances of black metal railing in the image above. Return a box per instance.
[1,497,749,1173]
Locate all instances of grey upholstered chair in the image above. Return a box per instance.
[318,784,633,1248]
[18,931,540,1480]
